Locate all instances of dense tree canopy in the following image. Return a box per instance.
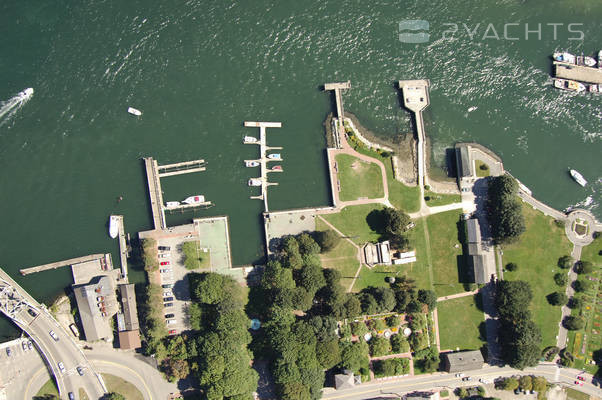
[487,175,525,244]
[314,229,341,252]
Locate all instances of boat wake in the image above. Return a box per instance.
[0,88,34,126]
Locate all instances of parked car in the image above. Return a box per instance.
[49,330,59,341]
[164,302,174,308]
[168,329,177,335]
[158,246,171,251]
[27,308,38,318]
[455,373,465,378]
[158,253,170,259]
[166,319,177,325]
[461,377,471,381]
[58,362,66,373]
[68,393,75,400]
[69,323,80,337]
[162,283,173,289]
[163,290,173,297]
[577,376,585,381]
[27,341,33,350]
[574,381,584,386]
[160,269,172,273]
[165,313,175,319]
[22,341,28,351]
[163,296,174,302]
[5,348,12,356]
[160,261,170,266]
[77,366,84,376]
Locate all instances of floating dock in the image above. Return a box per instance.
[244,121,282,212]
[20,254,106,276]
[143,157,212,230]
[554,62,602,84]
[112,215,129,279]
[324,81,351,147]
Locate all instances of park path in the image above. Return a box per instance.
[432,309,441,352]
[436,289,479,303]
[556,244,582,350]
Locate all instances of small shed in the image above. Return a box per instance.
[442,350,484,373]
[334,373,355,390]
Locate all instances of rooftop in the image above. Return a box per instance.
[119,284,139,331]
[73,276,114,342]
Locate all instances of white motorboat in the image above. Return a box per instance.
[584,56,597,67]
[553,52,576,64]
[245,160,260,167]
[553,78,586,93]
[243,136,258,144]
[569,168,587,187]
[267,153,281,160]
[165,201,180,208]
[109,215,119,239]
[127,107,142,116]
[20,88,34,98]
[182,195,205,205]
[248,178,262,186]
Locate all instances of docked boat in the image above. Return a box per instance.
[109,215,119,239]
[553,52,576,64]
[599,50,602,68]
[589,84,599,93]
[248,178,262,186]
[245,160,260,167]
[271,165,283,171]
[553,78,586,93]
[584,56,597,67]
[569,168,587,187]
[182,195,205,205]
[267,153,281,160]
[243,136,258,144]
[127,107,142,116]
[165,201,180,208]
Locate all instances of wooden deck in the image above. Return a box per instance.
[143,157,167,230]
[20,254,105,276]
[554,62,602,84]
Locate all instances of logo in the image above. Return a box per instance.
[398,20,430,43]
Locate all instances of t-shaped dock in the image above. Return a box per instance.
[324,81,351,148]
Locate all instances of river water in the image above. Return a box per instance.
[0,1,600,337]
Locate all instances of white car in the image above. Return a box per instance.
[166,319,177,325]
[58,362,66,373]
[455,373,465,378]
[163,290,173,297]
[158,253,170,259]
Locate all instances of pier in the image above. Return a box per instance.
[244,121,282,212]
[143,157,212,230]
[324,81,351,146]
[112,215,129,279]
[20,254,106,276]
[554,62,602,84]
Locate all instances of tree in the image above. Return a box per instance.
[563,316,585,331]
[575,260,594,275]
[342,294,362,318]
[495,280,533,320]
[573,279,591,293]
[316,337,341,369]
[339,341,369,373]
[554,273,568,287]
[532,376,548,395]
[360,292,380,315]
[558,255,573,269]
[105,394,126,400]
[298,263,326,296]
[382,207,411,236]
[388,234,410,251]
[505,262,518,272]
[192,273,225,304]
[390,334,410,353]
[409,332,428,351]
[500,377,519,390]
[296,233,321,255]
[369,336,391,357]
[569,297,583,309]
[162,357,190,381]
[547,291,568,306]
[141,238,159,271]
[314,230,341,252]
[417,289,437,310]
[367,318,387,332]
[518,375,532,391]
[385,315,401,328]
[487,175,525,243]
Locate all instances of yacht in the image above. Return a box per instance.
[569,169,587,187]
[109,215,119,239]
[553,52,576,64]
[165,201,180,208]
[553,78,586,93]
[583,56,597,67]
[243,136,258,144]
[248,178,262,186]
[245,160,260,167]
[271,165,283,171]
[182,195,205,205]
[127,107,142,116]
[267,153,281,160]
[20,88,34,98]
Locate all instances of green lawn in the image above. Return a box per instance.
[427,210,470,297]
[438,294,486,351]
[501,205,573,347]
[352,146,421,213]
[316,218,360,291]
[102,373,144,400]
[322,204,385,245]
[581,236,602,267]
[424,191,462,207]
[566,388,591,400]
[475,160,490,178]
[336,154,384,201]
[36,379,59,397]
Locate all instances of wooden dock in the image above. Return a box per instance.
[157,159,206,177]
[20,254,105,276]
[143,157,167,230]
[244,121,282,212]
[554,62,602,84]
[324,81,351,143]
[113,215,129,279]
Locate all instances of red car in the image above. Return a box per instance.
[574,381,584,386]
[160,261,170,266]
[168,329,177,335]
[577,376,585,381]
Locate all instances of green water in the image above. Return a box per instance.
[0,1,600,337]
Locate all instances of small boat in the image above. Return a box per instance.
[553,52,576,64]
[243,136,258,144]
[127,107,142,116]
[165,201,180,208]
[599,50,602,68]
[20,88,34,98]
[182,195,205,205]
[553,78,586,93]
[271,165,283,171]
[589,84,599,93]
[248,178,262,186]
[569,168,587,187]
[583,56,597,67]
[109,215,119,239]
[267,153,281,160]
[245,160,260,167]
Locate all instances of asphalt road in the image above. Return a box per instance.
[322,363,601,399]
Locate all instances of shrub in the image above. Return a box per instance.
[553,273,568,287]
[547,291,568,306]
[479,163,489,171]
[558,255,573,269]
[505,262,518,272]
[519,375,532,391]
[541,346,559,362]
[351,322,368,337]
[498,377,519,391]
[568,297,583,309]
[563,316,585,331]
[141,238,159,271]
[575,260,594,275]
[369,336,391,357]
[554,219,565,228]
[573,279,591,293]
[385,315,401,328]
[409,332,428,351]
[390,334,410,353]
[367,318,387,332]
[182,241,202,270]
[314,229,341,252]
[373,358,409,377]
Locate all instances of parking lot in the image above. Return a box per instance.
[0,337,47,398]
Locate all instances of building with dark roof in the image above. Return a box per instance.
[118,330,141,350]
[466,218,481,244]
[73,276,113,342]
[455,145,473,192]
[442,350,484,373]
[334,373,355,390]
[119,284,139,331]
[464,218,495,284]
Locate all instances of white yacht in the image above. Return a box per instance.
[569,169,587,187]
[267,153,281,160]
[127,107,142,116]
[583,56,597,67]
[553,79,586,93]
[248,178,262,186]
[20,88,34,98]
[109,215,119,239]
[243,136,258,144]
[182,195,205,205]
[553,52,576,64]
[165,201,180,208]
[245,160,260,167]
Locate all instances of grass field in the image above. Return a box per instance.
[427,210,469,297]
[316,217,360,291]
[424,191,462,207]
[501,205,573,347]
[322,204,385,245]
[566,388,591,400]
[336,154,384,201]
[438,294,486,351]
[36,379,59,397]
[581,236,602,267]
[102,373,144,400]
[475,160,490,178]
[351,146,421,213]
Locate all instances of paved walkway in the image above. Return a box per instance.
[556,245,582,350]
[436,289,479,302]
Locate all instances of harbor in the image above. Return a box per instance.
[554,62,602,84]
[20,254,108,276]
